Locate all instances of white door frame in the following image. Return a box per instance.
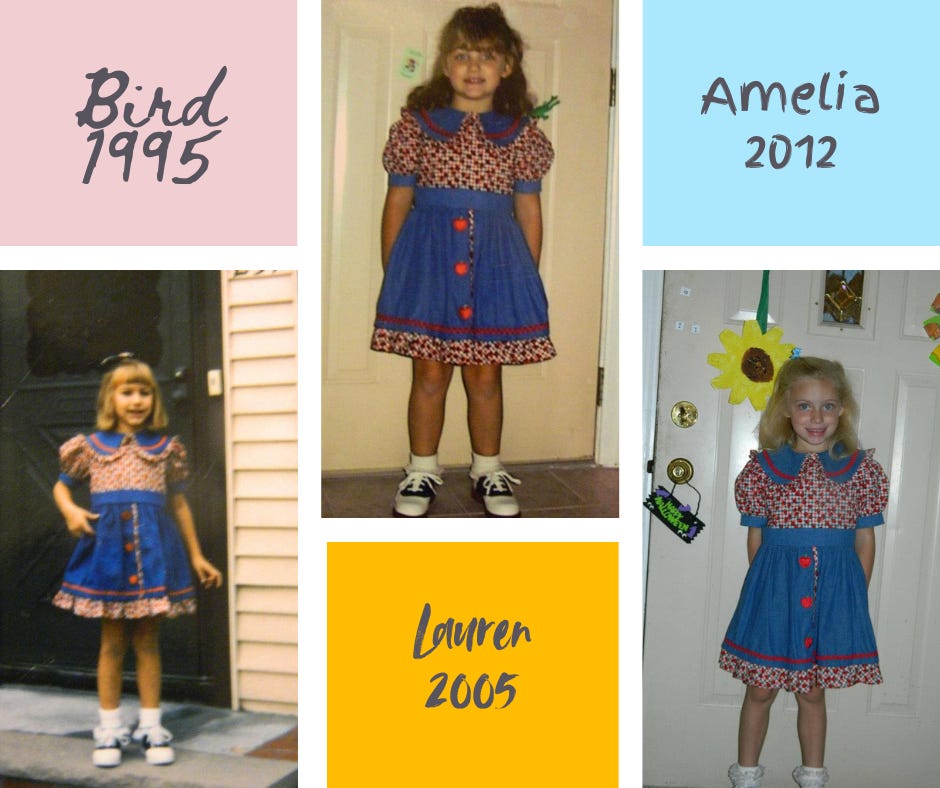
[594,0,619,468]
[641,270,663,617]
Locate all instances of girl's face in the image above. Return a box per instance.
[112,381,154,433]
[442,42,512,112]
[785,377,844,453]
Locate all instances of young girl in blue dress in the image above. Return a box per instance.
[720,357,889,788]
[371,3,554,517]
[52,356,223,768]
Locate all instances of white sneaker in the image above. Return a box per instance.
[92,724,130,767]
[471,469,521,517]
[134,724,175,765]
[394,470,444,517]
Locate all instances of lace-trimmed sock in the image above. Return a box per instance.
[93,708,130,768]
[134,708,175,766]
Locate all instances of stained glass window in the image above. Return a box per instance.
[823,270,864,325]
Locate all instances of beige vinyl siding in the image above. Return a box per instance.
[221,271,298,715]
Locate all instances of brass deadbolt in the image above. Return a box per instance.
[666,458,694,484]
[671,401,698,428]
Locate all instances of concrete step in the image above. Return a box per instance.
[0,685,297,788]
[0,730,297,787]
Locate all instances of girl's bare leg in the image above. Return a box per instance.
[738,684,779,766]
[794,686,827,768]
[132,618,163,709]
[408,358,454,455]
[461,364,503,456]
[98,619,129,710]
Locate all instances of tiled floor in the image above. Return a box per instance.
[322,461,618,518]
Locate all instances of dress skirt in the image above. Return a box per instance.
[719,528,882,692]
[371,187,556,366]
[53,490,196,619]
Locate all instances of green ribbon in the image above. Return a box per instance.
[756,270,770,334]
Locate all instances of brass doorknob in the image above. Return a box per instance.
[666,458,694,484]
[671,401,698,428]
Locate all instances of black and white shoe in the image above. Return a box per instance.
[92,724,130,768]
[134,724,175,765]
[471,469,521,517]
[394,470,444,517]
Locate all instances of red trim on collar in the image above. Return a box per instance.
[762,449,860,480]
[418,109,522,140]
[761,450,794,480]
[420,109,454,138]
[137,435,170,451]
[89,433,118,454]
[88,433,169,453]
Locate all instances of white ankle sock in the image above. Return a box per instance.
[99,707,123,728]
[471,452,502,477]
[408,453,440,473]
[138,707,162,729]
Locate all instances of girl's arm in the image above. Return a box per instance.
[746,527,762,565]
[513,192,543,267]
[855,527,876,588]
[381,186,415,271]
[169,492,223,589]
[53,480,99,537]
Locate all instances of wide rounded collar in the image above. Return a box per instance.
[756,443,865,484]
[415,107,526,145]
[89,430,171,455]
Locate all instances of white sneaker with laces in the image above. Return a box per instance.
[471,469,521,517]
[394,470,444,517]
[92,724,131,768]
[134,724,175,765]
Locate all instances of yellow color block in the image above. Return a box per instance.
[327,542,618,787]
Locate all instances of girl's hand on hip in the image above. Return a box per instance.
[64,506,99,537]
[193,556,223,589]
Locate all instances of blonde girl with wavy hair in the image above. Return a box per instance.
[719,355,889,788]
[758,356,859,458]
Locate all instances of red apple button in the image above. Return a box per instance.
[805,637,813,649]
[801,596,813,609]
[452,217,468,232]
[454,261,469,276]
[799,556,812,568]
[458,305,473,320]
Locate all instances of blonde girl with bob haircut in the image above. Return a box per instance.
[52,355,222,769]
[96,357,169,431]
[719,355,889,788]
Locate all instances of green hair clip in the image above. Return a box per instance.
[528,95,560,119]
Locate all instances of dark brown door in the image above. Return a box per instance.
[0,270,230,706]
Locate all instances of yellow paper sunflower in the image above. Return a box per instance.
[707,320,795,411]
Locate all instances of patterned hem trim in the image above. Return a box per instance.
[52,591,196,619]
[372,329,556,366]
[719,650,883,692]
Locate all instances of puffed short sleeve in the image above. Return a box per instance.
[734,451,769,527]
[58,434,91,487]
[512,121,554,193]
[382,110,422,187]
[165,437,190,493]
[854,450,889,528]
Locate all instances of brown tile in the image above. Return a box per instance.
[247,725,298,761]
[550,466,619,505]
[511,467,590,510]
[322,463,618,519]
